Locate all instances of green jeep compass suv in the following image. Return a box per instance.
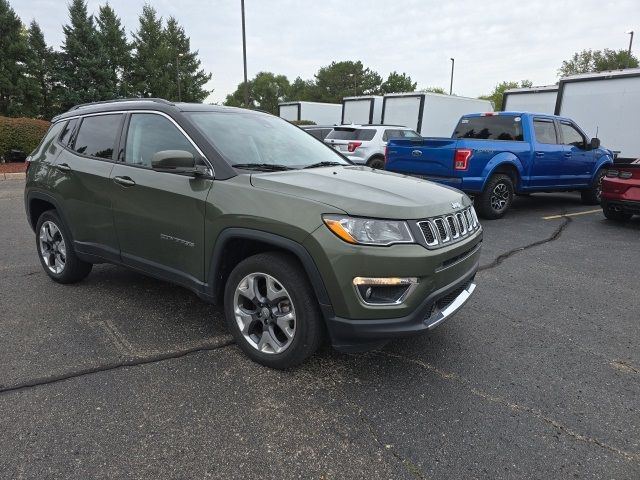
[25,99,482,368]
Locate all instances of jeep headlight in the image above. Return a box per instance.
[322,215,414,246]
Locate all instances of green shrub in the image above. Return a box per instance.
[0,117,51,160]
[289,119,316,126]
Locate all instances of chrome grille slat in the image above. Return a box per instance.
[417,207,480,249]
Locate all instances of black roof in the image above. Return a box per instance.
[52,98,255,122]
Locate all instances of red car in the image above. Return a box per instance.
[601,159,640,221]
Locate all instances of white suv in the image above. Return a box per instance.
[324,125,421,169]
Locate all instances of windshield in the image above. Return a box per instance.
[186,111,350,169]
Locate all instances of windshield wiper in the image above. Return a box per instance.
[232,163,294,171]
[303,161,346,169]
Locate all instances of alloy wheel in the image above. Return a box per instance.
[39,221,66,274]
[490,183,510,212]
[233,272,296,354]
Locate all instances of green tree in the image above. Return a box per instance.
[96,3,131,97]
[163,16,212,102]
[286,76,315,101]
[480,80,533,110]
[381,71,416,94]
[131,4,169,97]
[0,0,31,116]
[24,20,58,118]
[225,72,290,114]
[59,0,112,109]
[558,48,639,77]
[421,87,447,94]
[313,61,382,103]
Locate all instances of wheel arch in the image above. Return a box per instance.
[26,191,65,232]
[481,154,523,192]
[207,228,333,316]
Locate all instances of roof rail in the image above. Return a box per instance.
[69,98,174,111]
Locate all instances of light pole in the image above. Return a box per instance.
[626,30,634,68]
[349,73,357,96]
[176,53,184,102]
[241,0,249,107]
[449,58,455,95]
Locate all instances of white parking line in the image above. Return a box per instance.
[543,209,602,220]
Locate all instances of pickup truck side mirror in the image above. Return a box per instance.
[151,150,208,176]
[589,137,601,150]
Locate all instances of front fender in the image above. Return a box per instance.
[594,154,614,175]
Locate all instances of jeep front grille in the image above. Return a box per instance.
[417,207,480,249]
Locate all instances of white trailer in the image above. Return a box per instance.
[555,69,640,160]
[341,95,383,124]
[278,101,341,125]
[502,85,558,113]
[381,92,493,136]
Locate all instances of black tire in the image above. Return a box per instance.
[366,156,385,170]
[602,206,632,222]
[223,252,324,369]
[475,174,514,219]
[581,169,606,205]
[35,210,92,284]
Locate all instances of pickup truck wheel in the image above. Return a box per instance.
[581,169,606,205]
[475,174,514,219]
[224,252,324,369]
[366,156,385,170]
[35,210,92,284]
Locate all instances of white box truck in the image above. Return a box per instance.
[278,101,342,125]
[341,95,383,124]
[381,92,493,137]
[555,69,640,161]
[502,85,558,113]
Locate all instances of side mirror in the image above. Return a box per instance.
[151,150,196,173]
[589,137,601,150]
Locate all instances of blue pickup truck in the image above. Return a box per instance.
[384,112,614,218]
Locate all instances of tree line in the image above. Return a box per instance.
[0,0,211,120]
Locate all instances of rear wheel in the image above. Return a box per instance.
[366,156,385,170]
[603,206,632,222]
[223,252,324,369]
[581,169,606,205]
[35,210,92,284]
[475,174,514,219]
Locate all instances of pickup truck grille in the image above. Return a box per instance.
[417,207,480,249]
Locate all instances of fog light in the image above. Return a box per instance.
[353,277,417,305]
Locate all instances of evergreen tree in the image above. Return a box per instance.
[163,16,211,102]
[381,72,417,94]
[131,4,169,97]
[25,21,59,118]
[59,0,112,109]
[0,0,31,115]
[96,3,131,97]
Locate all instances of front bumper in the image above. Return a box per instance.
[326,262,478,352]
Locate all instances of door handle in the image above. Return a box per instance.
[535,152,544,158]
[563,152,572,157]
[113,176,136,187]
[56,163,71,172]
[411,150,422,157]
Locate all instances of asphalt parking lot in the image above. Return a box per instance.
[1,178,639,479]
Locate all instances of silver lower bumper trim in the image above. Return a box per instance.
[426,281,476,330]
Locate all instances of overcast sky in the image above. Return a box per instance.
[12,0,640,103]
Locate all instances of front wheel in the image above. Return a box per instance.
[581,169,606,205]
[223,252,324,369]
[475,174,514,219]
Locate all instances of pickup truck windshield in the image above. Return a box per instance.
[187,112,350,169]
[453,116,523,141]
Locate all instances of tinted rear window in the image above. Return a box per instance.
[73,114,123,159]
[326,128,376,141]
[453,116,523,141]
